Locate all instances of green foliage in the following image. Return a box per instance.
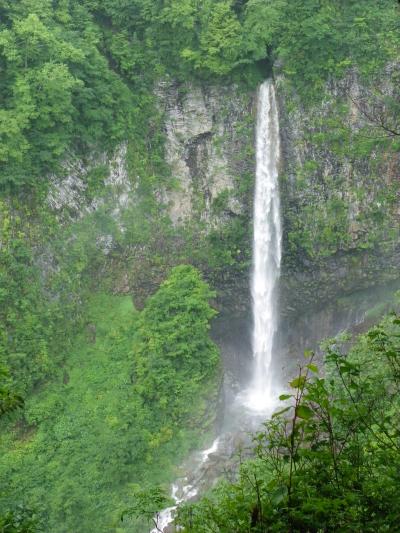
[121,485,170,532]
[0,1,133,186]
[287,196,351,259]
[242,0,285,62]
[0,270,219,533]
[0,198,101,394]
[0,201,58,392]
[0,355,39,532]
[0,506,41,533]
[1,0,398,187]
[0,1,399,531]
[277,0,399,98]
[1,294,139,533]
[0,364,23,418]
[133,265,220,430]
[206,216,251,274]
[282,70,400,263]
[177,312,400,532]
[181,1,243,75]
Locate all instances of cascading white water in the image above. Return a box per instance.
[242,79,282,413]
[150,79,281,532]
[150,438,220,533]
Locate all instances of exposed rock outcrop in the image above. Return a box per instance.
[278,69,400,317]
[156,80,253,225]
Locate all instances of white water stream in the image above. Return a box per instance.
[150,79,281,531]
[240,79,282,413]
[150,438,220,533]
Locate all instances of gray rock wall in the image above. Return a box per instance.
[277,70,400,317]
[43,73,399,325]
[156,80,253,225]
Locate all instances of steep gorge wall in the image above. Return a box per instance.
[43,73,399,326]
[152,75,399,322]
[45,80,255,311]
[156,80,249,225]
[278,70,400,319]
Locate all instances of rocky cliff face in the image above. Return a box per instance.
[43,80,255,309]
[43,73,399,326]
[48,144,131,224]
[155,80,255,313]
[155,74,399,324]
[156,80,253,225]
[278,69,400,318]
[48,81,253,221]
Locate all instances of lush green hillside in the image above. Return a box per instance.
[1,0,398,391]
[0,0,399,531]
[1,0,398,187]
[0,269,220,532]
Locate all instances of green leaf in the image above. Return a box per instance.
[296,405,313,420]
[289,376,306,389]
[304,349,314,359]
[306,363,318,373]
[279,394,292,401]
[272,406,291,418]
[270,485,287,505]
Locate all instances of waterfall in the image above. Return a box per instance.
[242,79,282,412]
[150,79,281,532]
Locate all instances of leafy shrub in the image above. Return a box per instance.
[177,312,400,532]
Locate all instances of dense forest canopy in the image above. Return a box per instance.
[0,0,398,186]
[0,268,219,532]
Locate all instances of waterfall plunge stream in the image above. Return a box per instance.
[151,80,281,532]
[241,79,282,413]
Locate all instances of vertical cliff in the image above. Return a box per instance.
[278,69,400,317]
[39,72,399,323]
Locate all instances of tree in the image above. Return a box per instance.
[121,485,170,533]
[133,264,220,429]
[182,0,243,75]
[0,366,42,532]
[177,311,400,532]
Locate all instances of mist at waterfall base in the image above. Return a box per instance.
[150,80,283,532]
